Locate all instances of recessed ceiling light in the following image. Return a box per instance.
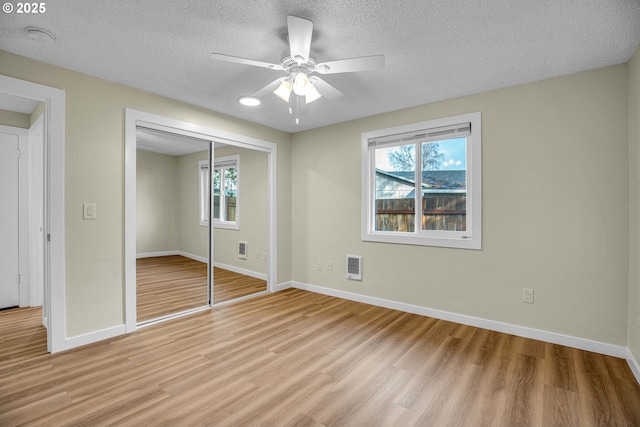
[25,26,55,42]
[239,96,260,107]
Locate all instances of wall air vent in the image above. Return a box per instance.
[238,241,248,260]
[346,255,362,281]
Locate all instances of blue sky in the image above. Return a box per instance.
[436,137,466,170]
[375,137,466,171]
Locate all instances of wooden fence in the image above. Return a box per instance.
[376,194,466,232]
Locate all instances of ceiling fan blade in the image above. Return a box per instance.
[287,16,313,64]
[309,76,343,100]
[253,77,286,97]
[315,55,385,74]
[211,53,283,71]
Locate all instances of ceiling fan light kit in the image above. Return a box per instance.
[211,15,385,123]
[274,79,292,102]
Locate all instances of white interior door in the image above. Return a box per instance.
[0,131,20,309]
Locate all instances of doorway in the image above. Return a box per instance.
[124,109,278,332]
[0,74,66,353]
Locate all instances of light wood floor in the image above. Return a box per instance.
[136,255,266,321]
[1,289,640,426]
[213,265,267,304]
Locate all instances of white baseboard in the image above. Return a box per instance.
[136,251,209,264]
[178,251,208,264]
[214,261,267,281]
[65,324,126,351]
[136,250,178,259]
[275,281,293,292]
[627,349,640,385]
[292,281,628,359]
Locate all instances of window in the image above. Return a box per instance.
[361,112,481,249]
[199,155,240,230]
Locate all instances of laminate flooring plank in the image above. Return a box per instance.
[1,289,640,426]
[136,255,267,322]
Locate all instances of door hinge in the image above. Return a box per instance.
[47,234,51,242]
[17,274,21,284]
[17,148,20,159]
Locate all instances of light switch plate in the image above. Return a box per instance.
[83,203,96,220]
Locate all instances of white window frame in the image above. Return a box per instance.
[200,155,240,230]
[199,160,210,226]
[361,112,482,250]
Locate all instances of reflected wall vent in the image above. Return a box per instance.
[238,241,248,260]
[346,255,362,281]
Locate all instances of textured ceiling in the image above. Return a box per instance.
[1,0,639,133]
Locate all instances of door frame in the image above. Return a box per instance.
[0,74,66,353]
[124,108,278,332]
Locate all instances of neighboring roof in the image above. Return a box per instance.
[376,169,466,192]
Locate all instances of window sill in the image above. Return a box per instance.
[213,221,239,230]
[362,231,481,250]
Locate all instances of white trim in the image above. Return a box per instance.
[135,251,209,264]
[275,281,293,291]
[29,114,45,308]
[0,75,66,353]
[137,305,211,328]
[292,281,628,359]
[213,261,267,281]
[64,324,126,350]
[199,160,209,226]
[179,251,208,264]
[213,290,270,307]
[136,251,179,259]
[627,349,640,385]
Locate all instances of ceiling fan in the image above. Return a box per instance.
[211,15,385,106]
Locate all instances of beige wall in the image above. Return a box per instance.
[0,108,29,128]
[292,65,630,346]
[0,50,292,338]
[176,150,209,259]
[629,44,640,362]
[136,150,179,254]
[213,145,268,275]
[30,102,45,126]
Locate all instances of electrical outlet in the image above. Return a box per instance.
[263,251,267,262]
[522,288,534,304]
[256,250,261,259]
[316,261,322,271]
[326,261,333,271]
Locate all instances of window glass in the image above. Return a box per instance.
[421,137,466,231]
[213,168,221,220]
[374,144,415,232]
[224,167,237,222]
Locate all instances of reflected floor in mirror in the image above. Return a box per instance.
[136,255,267,322]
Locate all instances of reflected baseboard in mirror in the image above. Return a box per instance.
[136,255,267,322]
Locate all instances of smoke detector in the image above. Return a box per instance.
[25,27,55,42]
